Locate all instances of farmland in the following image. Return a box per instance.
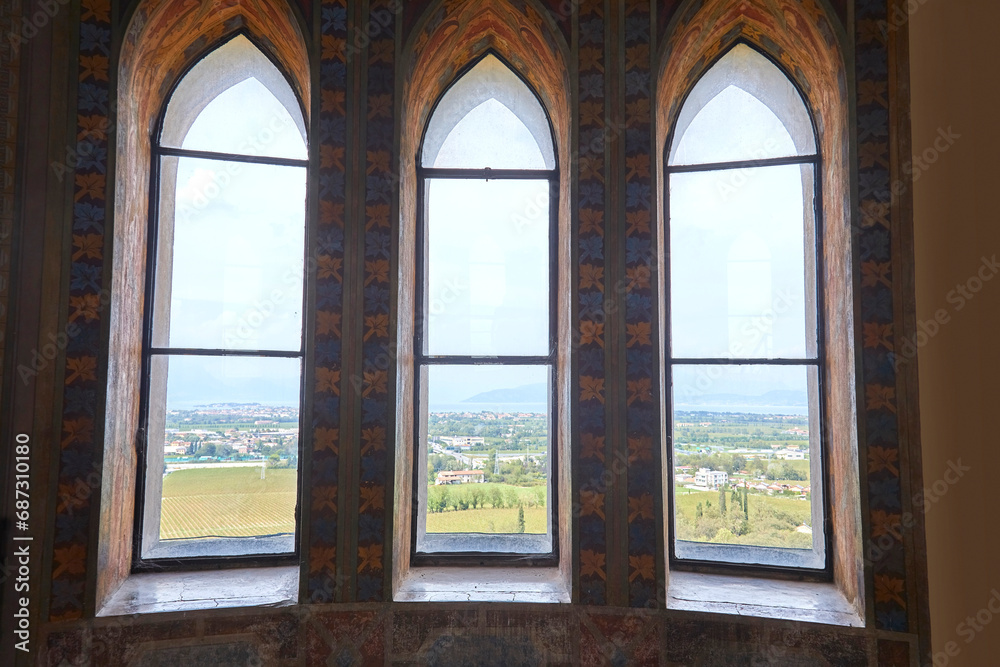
[673,486,813,549]
[160,467,296,540]
[426,482,546,534]
[426,506,547,534]
[672,409,816,549]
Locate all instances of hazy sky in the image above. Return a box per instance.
[160,45,817,415]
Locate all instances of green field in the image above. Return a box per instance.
[426,483,546,534]
[160,467,296,540]
[673,487,813,549]
[426,506,547,534]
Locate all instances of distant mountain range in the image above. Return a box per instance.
[676,390,807,407]
[462,382,548,404]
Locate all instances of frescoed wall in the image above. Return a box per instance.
[0,0,937,664]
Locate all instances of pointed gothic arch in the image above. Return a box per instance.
[393,0,572,592]
[656,0,862,613]
[98,0,311,610]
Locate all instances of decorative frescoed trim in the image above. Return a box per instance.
[307,0,349,604]
[622,0,659,609]
[354,0,395,602]
[575,0,610,607]
[47,0,113,622]
[856,0,909,633]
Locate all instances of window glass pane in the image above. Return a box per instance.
[422,55,555,169]
[153,156,306,351]
[161,35,307,160]
[669,164,817,359]
[425,178,550,356]
[416,364,551,555]
[668,44,815,166]
[181,78,306,159]
[142,355,301,559]
[670,364,824,569]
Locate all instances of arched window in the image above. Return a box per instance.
[665,44,826,571]
[136,35,308,565]
[413,54,558,561]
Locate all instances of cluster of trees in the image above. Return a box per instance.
[189,442,229,459]
[426,483,545,514]
[676,452,748,475]
[680,487,810,548]
[427,453,463,484]
[695,485,751,530]
[762,461,806,481]
[483,451,546,485]
[428,450,547,486]
[178,437,298,469]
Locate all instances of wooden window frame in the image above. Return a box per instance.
[409,52,562,567]
[131,33,309,573]
[663,42,833,580]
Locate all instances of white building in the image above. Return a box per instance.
[695,468,728,489]
[439,436,485,449]
[435,470,485,485]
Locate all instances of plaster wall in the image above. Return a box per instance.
[911,2,1000,665]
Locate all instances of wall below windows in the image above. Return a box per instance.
[912,2,1000,665]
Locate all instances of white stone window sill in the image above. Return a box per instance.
[394,567,570,603]
[97,566,298,616]
[666,571,863,626]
